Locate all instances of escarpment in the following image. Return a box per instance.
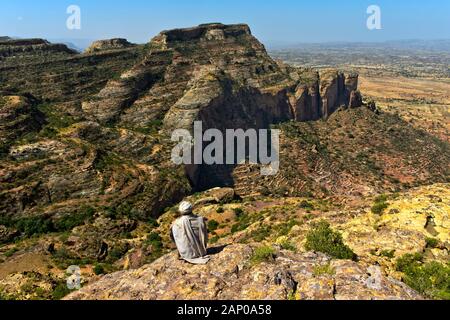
[79,24,365,190]
[0,37,143,103]
[82,23,363,130]
[1,23,448,224]
[0,38,78,57]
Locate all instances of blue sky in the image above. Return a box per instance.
[1,0,449,44]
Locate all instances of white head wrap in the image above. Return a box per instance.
[179,201,193,215]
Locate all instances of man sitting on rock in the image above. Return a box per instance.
[171,201,210,265]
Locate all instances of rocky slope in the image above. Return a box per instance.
[64,183,449,300]
[65,244,421,300]
[230,107,449,197]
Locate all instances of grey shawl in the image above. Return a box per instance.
[171,215,210,265]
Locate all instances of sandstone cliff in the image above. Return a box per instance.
[82,23,362,129]
[80,23,366,190]
[85,38,136,54]
[0,37,142,103]
[0,23,448,221]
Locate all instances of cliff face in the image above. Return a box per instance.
[0,23,447,222]
[80,23,364,190]
[82,23,362,130]
[85,38,136,54]
[0,37,142,103]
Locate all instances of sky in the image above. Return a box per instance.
[1,0,449,46]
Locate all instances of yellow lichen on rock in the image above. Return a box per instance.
[341,183,449,265]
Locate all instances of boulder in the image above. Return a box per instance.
[191,187,236,206]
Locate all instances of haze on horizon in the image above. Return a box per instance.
[1,0,450,47]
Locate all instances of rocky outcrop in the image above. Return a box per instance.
[85,38,136,53]
[0,95,44,147]
[0,38,77,57]
[0,38,142,103]
[349,90,363,108]
[65,244,422,300]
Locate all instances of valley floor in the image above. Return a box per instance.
[359,74,450,142]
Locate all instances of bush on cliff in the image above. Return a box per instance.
[396,253,450,300]
[305,221,356,260]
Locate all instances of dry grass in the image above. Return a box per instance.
[359,75,450,142]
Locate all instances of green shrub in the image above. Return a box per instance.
[147,217,159,229]
[380,249,396,259]
[93,264,105,275]
[304,221,356,260]
[279,239,297,252]
[425,237,439,249]
[143,232,165,263]
[93,152,122,172]
[0,289,14,300]
[37,104,77,130]
[14,216,54,236]
[207,220,220,232]
[313,263,335,276]
[396,253,423,272]
[233,208,244,217]
[209,236,219,244]
[276,219,300,237]
[54,206,96,232]
[250,246,276,265]
[371,202,388,215]
[231,209,251,234]
[147,232,162,243]
[216,207,224,214]
[396,253,450,300]
[299,200,314,211]
[250,225,271,242]
[104,202,139,220]
[4,247,19,258]
[145,232,163,252]
[371,195,389,215]
[51,249,92,270]
[52,283,74,300]
[107,244,129,262]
